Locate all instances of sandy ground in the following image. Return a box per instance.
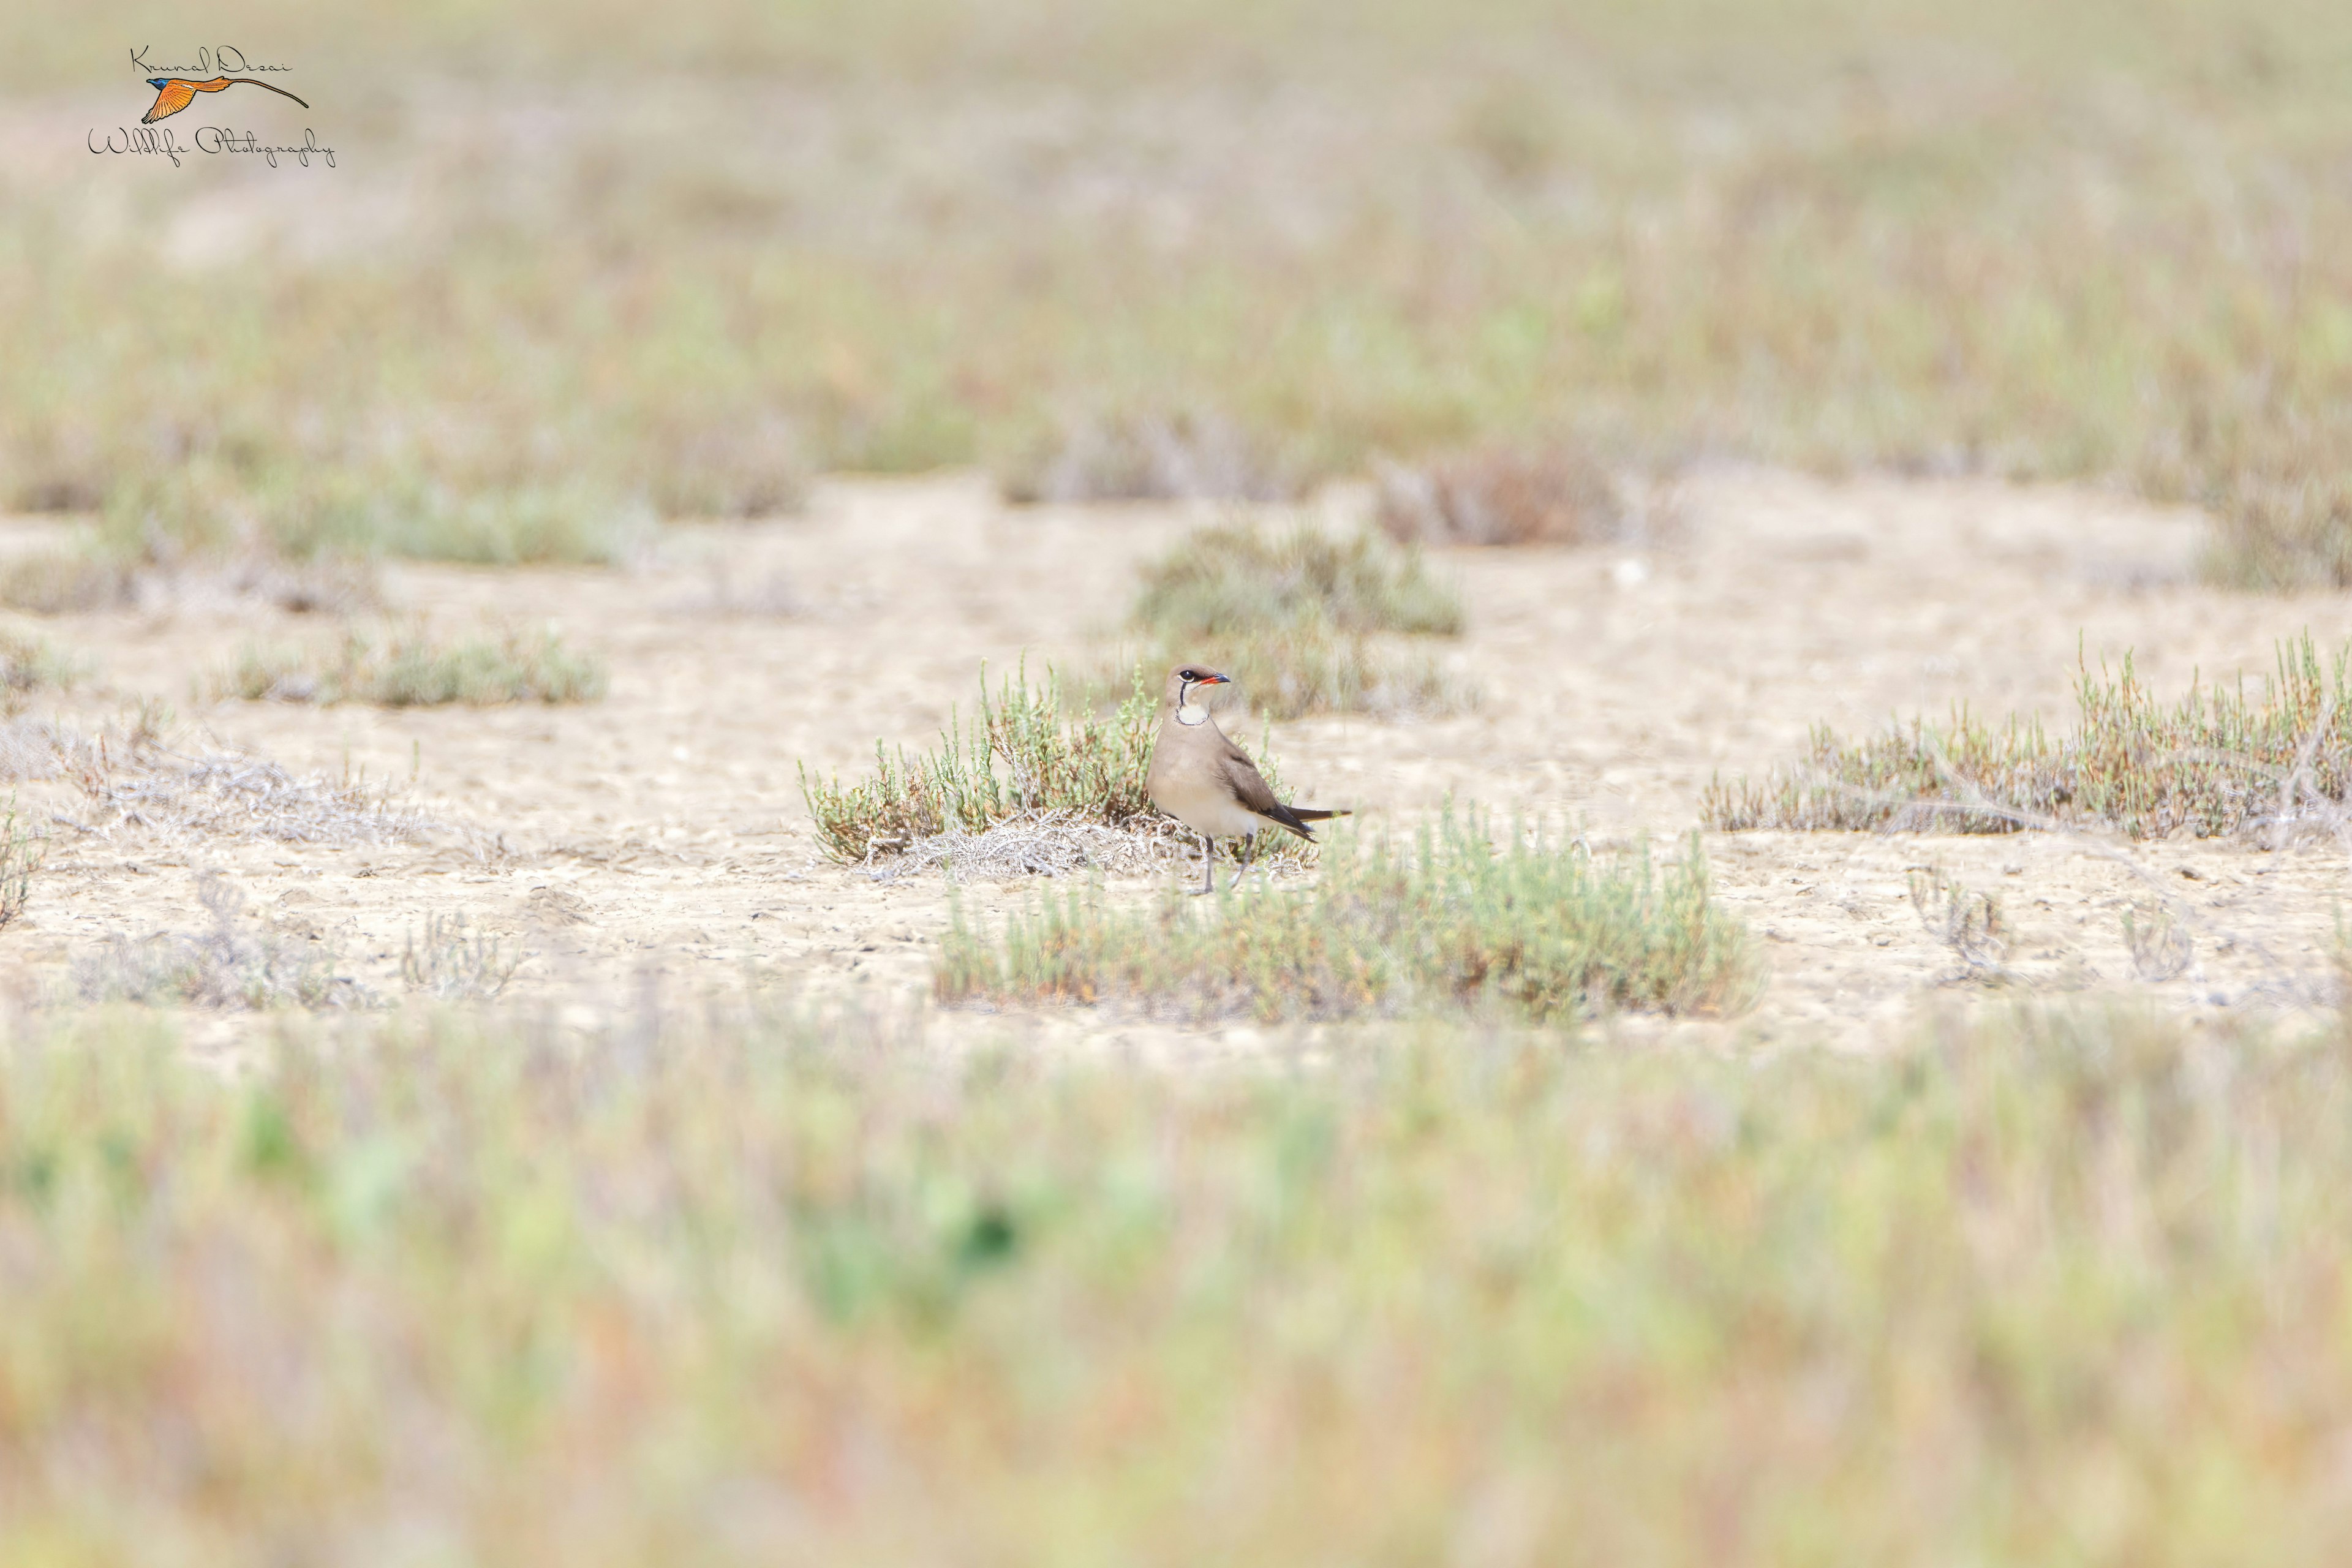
[1,467,2346,1051]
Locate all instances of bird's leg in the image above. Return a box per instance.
[1227,830,1257,893]
[1193,831,1216,895]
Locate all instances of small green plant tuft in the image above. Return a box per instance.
[0,628,80,713]
[1117,519,1468,718]
[103,464,651,568]
[0,797,43,932]
[1706,635,2352,840]
[224,624,608,708]
[1136,518,1463,639]
[938,812,1758,1022]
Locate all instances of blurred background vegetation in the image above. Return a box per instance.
[10,0,2352,578]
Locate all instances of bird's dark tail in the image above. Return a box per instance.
[1261,809,1354,846]
[1253,803,1349,842]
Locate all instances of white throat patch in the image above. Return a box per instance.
[1176,703,1210,727]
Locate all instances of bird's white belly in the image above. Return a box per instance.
[1152,772,1263,839]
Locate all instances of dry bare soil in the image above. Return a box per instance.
[4,469,2345,1050]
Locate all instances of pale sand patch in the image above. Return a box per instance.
[0,467,2340,1047]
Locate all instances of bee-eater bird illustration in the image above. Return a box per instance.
[141,77,310,125]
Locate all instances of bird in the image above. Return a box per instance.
[1145,663,1348,894]
[140,77,311,125]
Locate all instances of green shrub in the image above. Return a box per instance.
[1706,635,2352,839]
[0,796,42,930]
[940,812,1758,1022]
[801,662,1213,863]
[1115,520,1468,718]
[225,625,608,707]
[103,464,650,567]
[1136,518,1463,639]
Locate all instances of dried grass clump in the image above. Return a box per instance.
[5,466,103,516]
[85,750,434,847]
[0,546,379,620]
[2141,389,2352,590]
[75,872,368,1010]
[0,628,80,713]
[0,718,76,782]
[940,814,1758,1022]
[12,712,436,847]
[226,625,608,707]
[1374,444,1626,547]
[0,532,375,619]
[1705,635,2352,840]
[1117,519,1468,718]
[802,663,1241,870]
[897,808,1199,883]
[2203,476,2352,591]
[1001,407,1298,505]
[402,913,524,1000]
[2122,901,2193,982]
[0,546,137,615]
[1908,863,2015,985]
[639,411,809,519]
[671,557,802,619]
[216,554,384,616]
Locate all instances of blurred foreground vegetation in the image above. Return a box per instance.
[7,1000,2352,1561]
[10,0,2352,577]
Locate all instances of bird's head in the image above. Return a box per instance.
[1164,663,1231,713]
[148,78,170,89]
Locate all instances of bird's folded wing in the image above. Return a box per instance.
[1219,751,1315,837]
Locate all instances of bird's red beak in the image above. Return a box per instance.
[1197,672,1231,685]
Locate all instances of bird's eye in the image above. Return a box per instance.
[1178,669,1197,682]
